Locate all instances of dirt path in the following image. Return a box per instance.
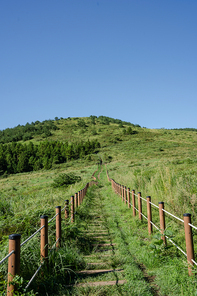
[63,175,159,295]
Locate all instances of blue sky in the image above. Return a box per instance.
[1,0,197,130]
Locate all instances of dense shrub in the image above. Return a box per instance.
[51,173,81,188]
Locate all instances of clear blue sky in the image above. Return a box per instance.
[1,0,197,130]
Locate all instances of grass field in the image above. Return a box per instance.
[1,116,197,295]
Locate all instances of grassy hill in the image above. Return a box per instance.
[1,115,197,236]
[0,116,197,295]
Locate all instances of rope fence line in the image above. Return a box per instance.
[24,263,44,291]
[150,221,160,231]
[141,212,148,221]
[48,212,59,224]
[106,169,197,276]
[20,225,45,247]
[165,235,187,257]
[0,250,14,266]
[2,178,98,296]
[191,259,197,267]
[162,208,184,223]
[149,201,159,209]
[189,223,197,231]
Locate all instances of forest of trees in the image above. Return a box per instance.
[0,139,100,175]
[0,120,58,144]
[0,116,141,176]
[0,116,140,145]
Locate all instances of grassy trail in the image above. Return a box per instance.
[63,169,155,296]
[3,165,197,295]
[62,166,197,296]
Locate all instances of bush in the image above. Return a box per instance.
[51,173,81,188]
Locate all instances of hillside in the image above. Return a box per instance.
[0,116,197,295]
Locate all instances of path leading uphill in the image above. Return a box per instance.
[62,168,159,295]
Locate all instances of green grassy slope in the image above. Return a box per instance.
[0,116,197,295]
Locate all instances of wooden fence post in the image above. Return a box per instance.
[40,215,48,265]
[127,188,131,209]
[77,191,80,207]
[75,193,78,210]
[132,190,136,216]
[122,185,124,202]
[56,206,61,248]
[124,186,127,205]
[65,200,69,223]
[183,213,195,276]
[146,196,152,234]
[159,202,166,245]
[71,196,74,223]
[7,234,21,296]
[138,192,142,220]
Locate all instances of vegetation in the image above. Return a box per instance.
[51,173,81,188]
[0,115,197,295]
[0,139,100,175]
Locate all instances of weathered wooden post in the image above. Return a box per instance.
[146,196,152,234]
[78,191,81,207]
[56,206,61,248]
[7,234,21,296]
[65,200,69,222]
[138,192,142,220]
[132,190,136,216]
[159,202,166,245]
[122,185,124,202]
[71,196,74,223]
[75,192,78,210]
[184,213,195,276]
[124,186,127,205]
[127,188,131,209]
[40,215,48,264]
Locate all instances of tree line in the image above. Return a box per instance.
[0,116,141,145]
[0,139,100,175]
[0,120,58,144]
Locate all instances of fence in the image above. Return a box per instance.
[0,180,97,296]
[106,170,197,276]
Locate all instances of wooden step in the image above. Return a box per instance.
[84,254,111,258]
[76,268,123,275]
[92,243,116,247]
[74,279,126,287]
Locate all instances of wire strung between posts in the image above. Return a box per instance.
[61,205,67,212]
[149,201,159,209]
[0,250,14,266]
[25,263,44,290]
[150,221,160,231]
[149,221,187,257]
[129,203,139,212]
[129,191,159,209]
[162,209,184,223]
[141,213,148,221]
[165,235,187,257]
[188,223,197,231]
[191,259,197,266]
[50,238,60,252]
[140,196,147,202]
[68,216,72,224]
[48,213,59,224]
[21,225,45,247]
